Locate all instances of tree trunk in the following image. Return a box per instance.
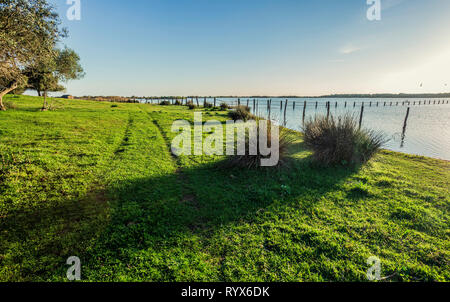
[38,90,41,97]
[0,81,19,111]
[42,90,48,110]
[0,94,5,111]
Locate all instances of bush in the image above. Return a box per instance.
[174,100,182,106]
[159,100,171,106]
[220,103,229,110]
[228,105,254,122]
[187,103,196,110]
[204,102,213,108]
[111,104,118,108]
[225,120,295,169]
[303,114,386,166]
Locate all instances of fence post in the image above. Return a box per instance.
[283,99,288,126]
[268,99,272,119]
[302,101,307,125]
[359,103,365,129]
[327,102,330,120]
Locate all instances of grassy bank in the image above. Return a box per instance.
[0,95,448,281]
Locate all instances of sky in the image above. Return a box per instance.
[44,0,450,96]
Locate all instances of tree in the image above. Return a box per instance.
[0,0,66,110]
[24,48,84,109]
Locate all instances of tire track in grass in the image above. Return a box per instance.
[143,108,201,218]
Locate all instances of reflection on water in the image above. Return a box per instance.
[143,97,450,160]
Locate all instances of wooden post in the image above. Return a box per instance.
[283,99,288,125]
[315,101,318,109]
[402,107,410,138]
[253,99,256,114]
[359,103,365,129]
[326,102,330,120]
[302,101,307,125]
[335,101,338,108]
[247,99,249,108]
[268,99,272,119]
[345,101,347,108]
[353,102,356,108]
[196,97,199,107]
[214,97,216,107]
[293,101,296,110]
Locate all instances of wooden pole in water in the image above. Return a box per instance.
[353,102,356,108]
[327,102,330,120]
[268,99,272,119]
[345,101,347,108]
[302,101,307,125]
[402,107,410,135]
[247,99,249,108]
[283,99,288,125]
[359,103,365,129]
[315,101,318,110]
[196,97,199,107]
[253,99,256,114]
[293,101,296,110]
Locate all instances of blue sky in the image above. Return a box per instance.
[48,0,450,96]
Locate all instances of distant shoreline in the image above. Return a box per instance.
[69,93,450,100]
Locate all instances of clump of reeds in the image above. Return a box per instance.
[303,114,387,166]
[225,119,295,169]
[228,105,255,122]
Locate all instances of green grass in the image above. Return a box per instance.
[1,95,449,282]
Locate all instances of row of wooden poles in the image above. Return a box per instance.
[142,97,446,129]
[141,97,429,140]
[142,97,449,109]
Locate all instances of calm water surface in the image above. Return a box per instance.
[213,98,450,160]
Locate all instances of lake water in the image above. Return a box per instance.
[147,97,450,161]
[218,97,450,161]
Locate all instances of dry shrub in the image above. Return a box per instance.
[303,114,387,166]
[225,120,295,169]
[228,105,254,122]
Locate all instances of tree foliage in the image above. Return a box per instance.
[24,47,85,108]
[0,0,66,110]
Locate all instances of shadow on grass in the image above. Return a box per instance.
[81,154,361,275]
[0,148,361,281]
